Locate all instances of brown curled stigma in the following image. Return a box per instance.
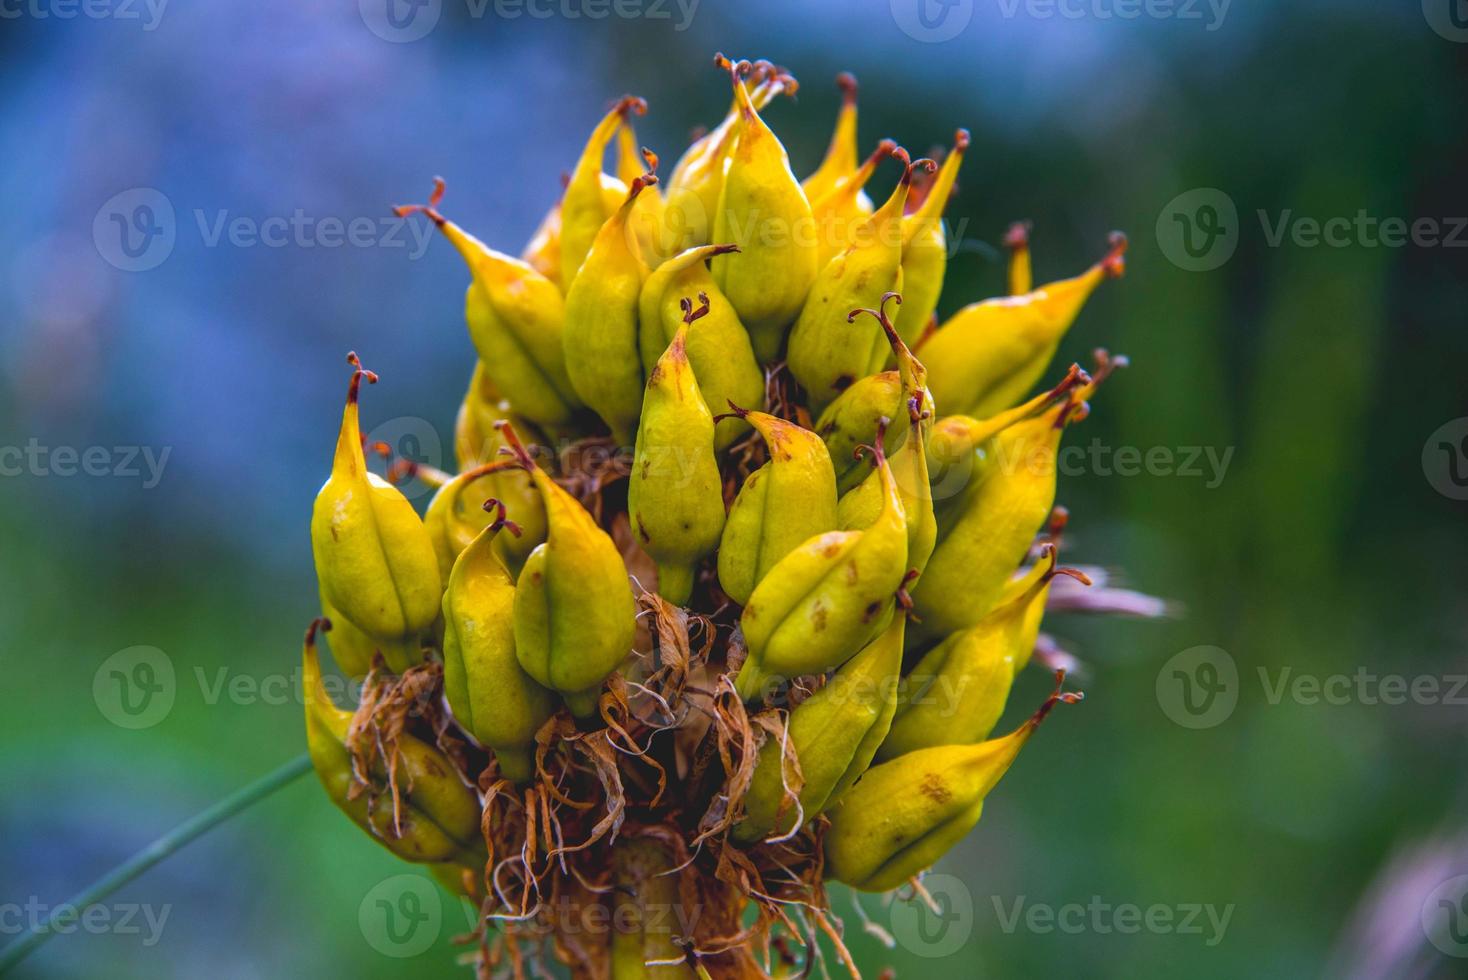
[306,616,333,648]
[345,351,379,406]
[680,292,711,326]
[482,497,523,538]
[392,177,448,227]
[1031,670,1085,728]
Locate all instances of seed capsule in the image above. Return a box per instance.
[735,419,908,702]
[563,170,659,445]
[500,423,637,719]
[709,55,819,363]
[637,245,765,450]
[735,614,904,843]
[441,501,557,784]
[561,95,647,291]
[890,129,969,349]
[808,139,897,272]
[921,232,1127,419]
[310,354,440,674]
[801,72,866,210]
[824,677,1080,892]
[715,405,838,607]
[303,619,483,866]
[627,299,727,605]
[395,180,583,432]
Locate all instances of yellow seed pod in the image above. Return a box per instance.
[610,838,696,979]
[451,364,549,579]
[617,127,671,268]
[735,419,908,701]
[921,232,1127,419]
[808,139,896,271]
[441,501,557,784]
[627,300,727,605]
[395,180,583,432]
[715,406,838,607]
[824,679,1081,892]
[663,62,794,255]
[910,365,1103,645]
[303,620,483,866]
[709,55,819,363]
[1005,220,1032,296]
[878,545,1088,760]
[563,171,659,445]
[499,423,637,719]
[734,614,904,843]
[521,194,562,286]
[787,153,934,414]
[310,354,440,673]
[801,72,867,210]
[890,129,970,348]
[637,245,765,450]
[833,299,938,578]
[561,95,647,291]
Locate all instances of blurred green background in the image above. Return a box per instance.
[2,2,1466,977]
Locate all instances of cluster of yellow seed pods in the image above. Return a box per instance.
[303,55,1136,977]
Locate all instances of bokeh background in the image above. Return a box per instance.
[3,1,1467,977]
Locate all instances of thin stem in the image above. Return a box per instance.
[0,753,312,974]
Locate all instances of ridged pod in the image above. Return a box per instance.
[440,501,557,783]
[788,152,934,414]
[808,139,896,272]
[310,354,440,674]
[912,362,1112,644]
[502,423,637,718]
[715,406,838,607]
[709,55,818,363]
[734,614,904,843]
[878,545,1088,760]
[561,96,647,291]
[303,620,484,866]
[824,678,1081,892]
[563,169,660,445]
[734,419,908,701]
[801,72,867,210]
[627,300,727,605]
[921,232,1127,419]
[610,838,696,979]
[637,245,764,450]
[890,129,969,348]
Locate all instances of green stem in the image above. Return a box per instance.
[0,753,312,975]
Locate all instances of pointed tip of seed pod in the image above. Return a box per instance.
[1101,231,1128,278]
[901,154,938,187]
[640,146,659,173]
[306,617,332,647]
[712,399,751,424]
[344,352,378,406]
[627,172,660,202]
[708,243,741,257]
[680,292,711,326]
[615,95,648,119]
[836,71,858,103]
[1004,220,1031,252]
[482,497,524,537]
[954,128,972,152]
[493,420,537,471]
[392,177,448,226]
[1030,670,1084,729]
